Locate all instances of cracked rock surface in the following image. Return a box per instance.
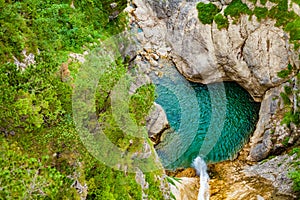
[130,0,299,102]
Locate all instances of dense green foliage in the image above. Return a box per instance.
[0,0,166,199]
[277,64,293,79]
[1,56,71,134]
[280,92,291,106]
[260,0,267,5]
[196,2,220,24]
[224,0,252,18]
[253,7,268,21]
[289,147,300,193]
[214,14,229,30]
[0,136,78,199]
[289,170,300,193]
[0,0,127,63]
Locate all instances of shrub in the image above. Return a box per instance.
[214,14,229,30]
[260,0,267,5]
[253,7,268,21]
[282,136,290,146]
[196,2,220,24]
[224,0,252,18]
[277,64,293,78]
[280,92,291,105]
[285,19,300,41]
[281,111,300,125]
[289,170,300,192]
[284,85,293,96]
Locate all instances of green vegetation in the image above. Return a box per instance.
[282,136,290,147]
[289,147,300,157]
[0,0,127,63]
[284,85,293,96]
[277,69,292,78]
[280,92,291,105]
[289,168,300,193]
[292,0,300,4]
[248,0,258,4]
[265,0,300,48]
[253,7,268,21]
[277,64,293,79]
[214,14,229,30]
[288,148,300,194]
[0,0,166,199]
[280,80,300,127]
[281,110,300,126]
[224,0,252,19]
[0,137,77,199]
[196,2,220,24]
[260,0,267,5]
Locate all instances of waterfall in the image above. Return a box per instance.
[192,156,210,200]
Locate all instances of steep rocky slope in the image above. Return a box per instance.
[128,0,300,198]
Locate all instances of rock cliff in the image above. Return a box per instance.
[128,0,300,198]
[130,0,299,101]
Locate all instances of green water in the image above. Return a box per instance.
[152,67,260,170]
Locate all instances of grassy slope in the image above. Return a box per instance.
[0,0,166,199]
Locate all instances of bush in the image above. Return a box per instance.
[284,85,293,96]
[281,111,300,126]
[277,64,293,78]
[280,92,291,105]
[0,136,78,199]
[253,7,268,21]
[285,19,300,41]
[214,14,229,30]
[260,0,267,5]
[224,0,252,18]
[289,170,300,192]
[196,2,220,24]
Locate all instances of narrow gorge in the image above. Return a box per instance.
[127,0,300,199]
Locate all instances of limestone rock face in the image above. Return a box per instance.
[146,103,169,144]
[248,79,300,161]
[130,0,299,101]
[244,154,299,198]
